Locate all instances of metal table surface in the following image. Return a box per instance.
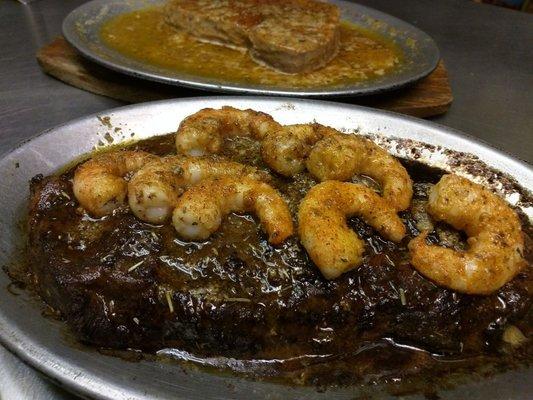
[0,0,531,399]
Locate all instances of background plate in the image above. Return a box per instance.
[0,97,531,400]
[62,0,440,97]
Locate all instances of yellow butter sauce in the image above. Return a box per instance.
[100,7,402,88]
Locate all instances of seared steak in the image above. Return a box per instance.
[164,0,341,73]
[25,134,532,385]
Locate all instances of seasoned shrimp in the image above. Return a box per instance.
[175,107,411,209]
[306,134,413,211]
[172,177,294,245]
[299,181,406,279]
[175,106,282,156]
[73,150,158,217]
[261,124,335,176]
[408,174,526,295]
[128,156,270,224]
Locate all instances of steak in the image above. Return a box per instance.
[163,0,341,73]
[25,135,532,385]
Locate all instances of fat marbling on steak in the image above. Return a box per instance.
[164,0,341,73]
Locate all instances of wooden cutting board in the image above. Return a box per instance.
[37,37,453,118]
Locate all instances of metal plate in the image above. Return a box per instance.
[0,97,531,400]
[62,0,440,97]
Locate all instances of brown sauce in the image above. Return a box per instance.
[99,7,402,88]
[24,133,532,394]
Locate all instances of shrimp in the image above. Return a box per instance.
[175,107,411,210]
[175,106,282,156]
[127,156,270,224]
[306,134,413,211]
[261,123,336,176]
[260,119,411,211]
[408,174,526,295]
[172,177,294,245]
[73,150,158,217]
[298,181,406,279]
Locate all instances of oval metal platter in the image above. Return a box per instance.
[0,97,531,400]
[62,0,440,97]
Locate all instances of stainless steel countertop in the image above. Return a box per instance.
[0,0,531,399]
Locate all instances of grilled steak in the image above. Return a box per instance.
[25,134,532,385]
[164,0,341,73]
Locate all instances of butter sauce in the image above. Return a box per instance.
[100,7,402,88]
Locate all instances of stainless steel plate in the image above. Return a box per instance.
[62,0,440,97]
[0,97,531,400]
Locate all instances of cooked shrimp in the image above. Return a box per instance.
[172,177,293,245]
[306,134,413,211]
[175,107,411,208]
[408,174,526,295]
[299,181,406,279]
[73,150,158,217]
[128,156,270,224]
[175,106,282,156]
[261,124,335,176]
